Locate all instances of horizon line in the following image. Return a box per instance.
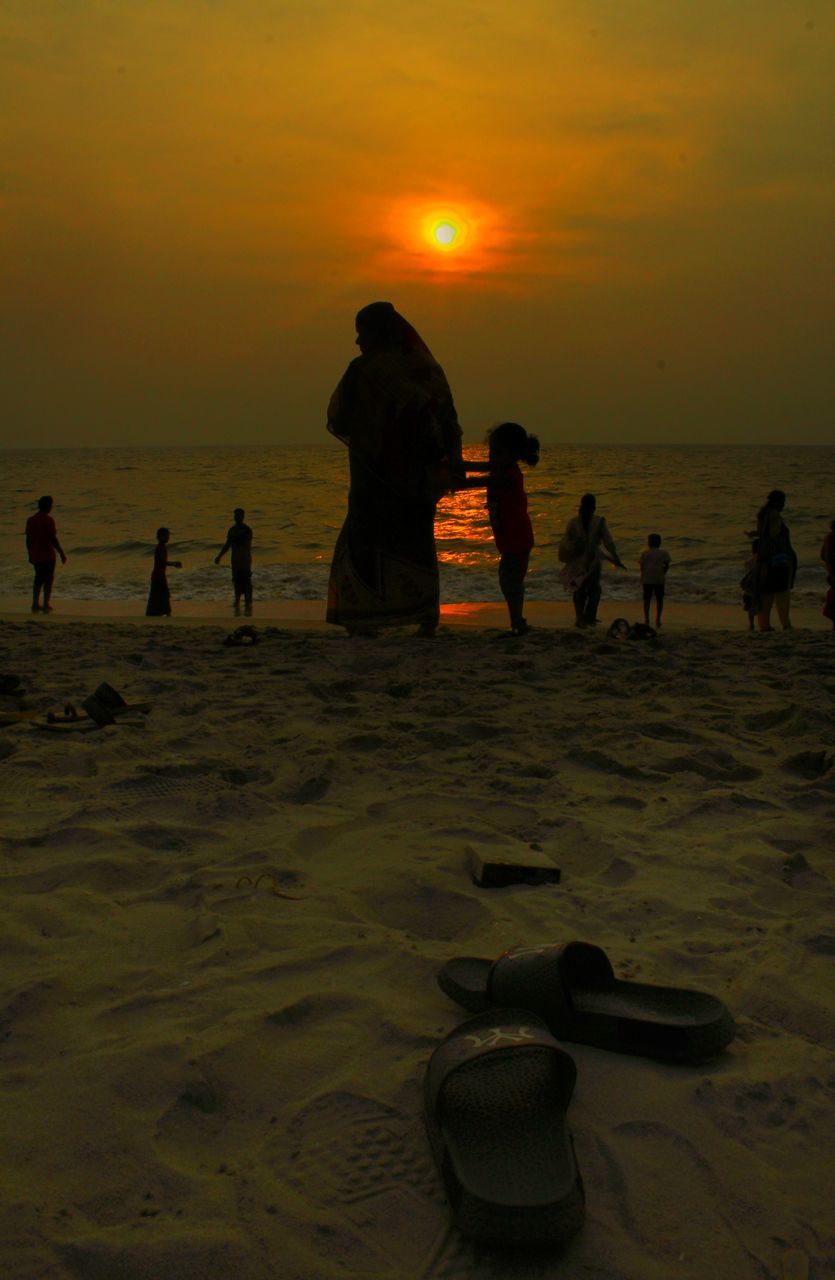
[1,440,832,452]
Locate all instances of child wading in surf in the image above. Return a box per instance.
[462,422,540,636]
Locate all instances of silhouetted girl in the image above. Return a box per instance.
[145,527,182,617]
[464,422,540,636]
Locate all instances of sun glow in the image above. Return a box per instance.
[377,196,505,280]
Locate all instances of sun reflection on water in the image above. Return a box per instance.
[435,448,492,565]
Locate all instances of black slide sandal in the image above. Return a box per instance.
[424,1009,584,1248]
[438,942,735,1062]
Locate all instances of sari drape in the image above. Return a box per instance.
[326,311,462,629]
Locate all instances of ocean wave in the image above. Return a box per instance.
[3,443,833,611]
[71,540,150,555]
[1,562,826,607]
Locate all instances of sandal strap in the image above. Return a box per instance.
[489,942,615,1023]
[426,1010,575,1115]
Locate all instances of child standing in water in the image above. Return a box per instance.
[638,532,671,627]
[463,422,540,636]
[146,527,182,617]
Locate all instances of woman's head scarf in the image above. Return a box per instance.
[327,302,462,499]
[354,301,434,359]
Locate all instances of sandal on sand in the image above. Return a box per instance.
[424,1009,584,1248]
[80,684,151,726]
[42,687,151,730]
[47,703,86,724]
[38,711,101,734]
[437,942,735,1062]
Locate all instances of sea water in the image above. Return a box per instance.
[2,443,832,607]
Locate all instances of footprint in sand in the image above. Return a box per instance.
[780,750,831,780]
[606,794,646,810]
[587,1121,767,1278]
[693,1075,829,1148]
[272,1090,532,1280]
[639,720,705,745]
[366,793,541,836]
[270,1090,446,1275]
[111,774,201,802]
[566,748,667,783]
[742,706,799,732]
[362,882,487,941]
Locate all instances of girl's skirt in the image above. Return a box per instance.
[146,578,171,616]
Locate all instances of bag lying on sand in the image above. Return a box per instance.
[223,625,259,647]
[607,619,657,641]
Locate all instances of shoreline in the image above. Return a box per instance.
[1,596,829,631]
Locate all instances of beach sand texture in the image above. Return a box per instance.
[1,618,833,1280]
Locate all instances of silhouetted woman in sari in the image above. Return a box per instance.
[326,303,464,635]
[559,493,626,626]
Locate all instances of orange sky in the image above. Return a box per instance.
[1,1,833,446]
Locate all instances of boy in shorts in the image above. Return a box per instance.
[639,532,671,627]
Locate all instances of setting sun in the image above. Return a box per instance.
[422,209,470,254]
[375,196,504,279]
[433,221,457,246]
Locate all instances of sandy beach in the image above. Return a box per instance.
[1,607,832,1280]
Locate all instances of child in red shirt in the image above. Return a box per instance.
[462,422,540,636]
[25,494,67,613]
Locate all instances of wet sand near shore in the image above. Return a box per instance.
[1,595,829,631]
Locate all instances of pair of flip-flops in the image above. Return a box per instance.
[425,941,735,1249]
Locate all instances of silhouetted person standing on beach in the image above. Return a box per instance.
[560,493,625,627]
[25,495,67,613]
[459,422,540,636]
[146,527,182,617]
[215,507,253,616]
[326,301,464,636]
[751,489,796,631]
[639,532,671,628]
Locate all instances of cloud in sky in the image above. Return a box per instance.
[1,0,833,444]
